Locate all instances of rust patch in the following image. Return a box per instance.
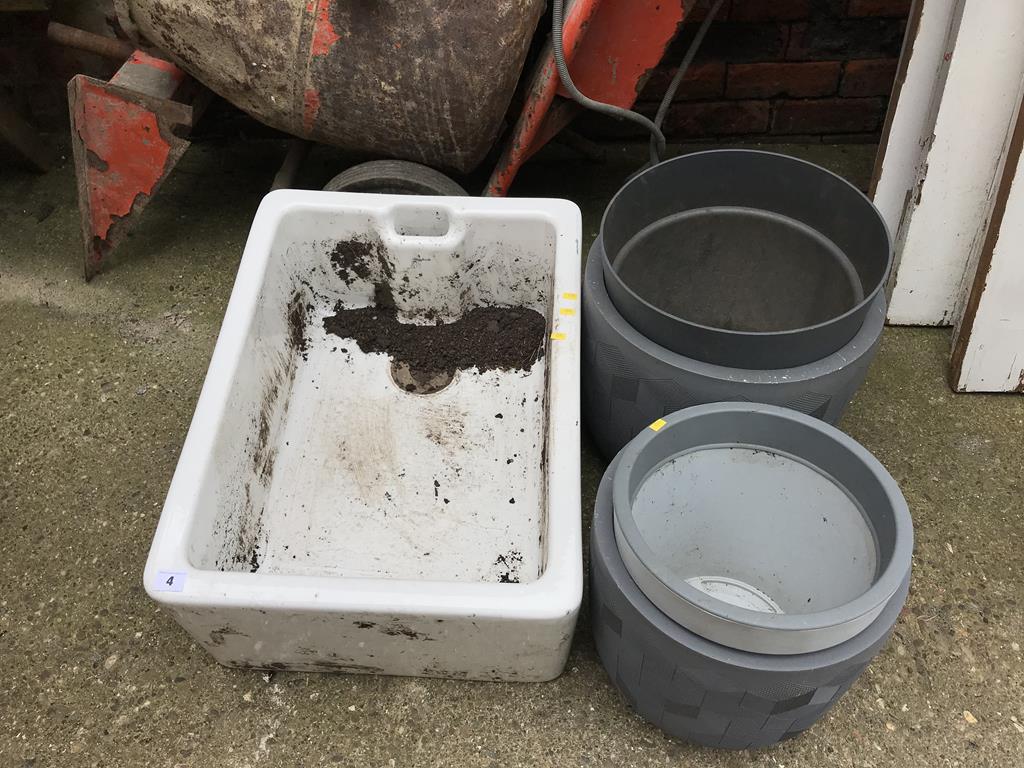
[302,88,321,132]
[84,148,109,172]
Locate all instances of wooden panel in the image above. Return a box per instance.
[950,91,1024,392]
[886,0,1024,326]
[870,0,962,237]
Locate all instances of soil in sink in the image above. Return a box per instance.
[323,236,546,392]
[323,302,546,392]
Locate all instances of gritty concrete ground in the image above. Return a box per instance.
[1,139,1022,768]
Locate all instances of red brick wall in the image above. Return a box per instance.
[580,0,910,142]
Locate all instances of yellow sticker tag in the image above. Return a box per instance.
[648,418,667,432]
[550,331,567,341]
[562,291,578,301]
[559,307,576,316]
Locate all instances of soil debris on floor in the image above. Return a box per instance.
[322,303,546,390]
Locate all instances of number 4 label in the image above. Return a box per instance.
[154,570,187,592]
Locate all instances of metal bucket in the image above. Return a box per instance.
[611,403,913,655]
[598,150,892,369]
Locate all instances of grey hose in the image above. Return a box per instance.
[649,0,726,166]
[551,0,666,161]
[551,0,725,168]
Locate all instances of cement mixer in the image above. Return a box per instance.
[50,0,686,278]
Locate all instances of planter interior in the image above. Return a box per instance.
[600,150,891,368]
[630,445,876,614]
[612,403,912,654]
[614,207,864,333]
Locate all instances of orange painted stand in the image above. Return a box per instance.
[485,0,685,196]
[68,51,204,280]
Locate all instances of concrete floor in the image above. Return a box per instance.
[1,140,1022,768]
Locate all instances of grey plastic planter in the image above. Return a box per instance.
[598,150,891,369]
[591,455,911,749]
[582,243,885,459]
[612,403,913,655]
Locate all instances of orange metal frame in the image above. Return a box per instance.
[485,0,685,196]
[68,51,205,279]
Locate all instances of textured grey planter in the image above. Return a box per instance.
[612,403,913,655]
[591,455,911,750]
[598,150,892,369]
[582,243,885,459]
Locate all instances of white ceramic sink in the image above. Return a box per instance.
[145,191,582,681]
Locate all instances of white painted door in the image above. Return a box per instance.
[884,0,1024,326]
[870,0,962,239]
[951,94,1024,392]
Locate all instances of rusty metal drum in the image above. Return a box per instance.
[115,0,545,172]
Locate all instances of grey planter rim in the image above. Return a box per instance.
[585,237,888,383]
[611,402,914,654]
[599,149,893,369]
[596,455,912,674]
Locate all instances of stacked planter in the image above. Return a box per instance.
[583,150,890,460]
[583,151,913,749]
[592,405,912,749]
